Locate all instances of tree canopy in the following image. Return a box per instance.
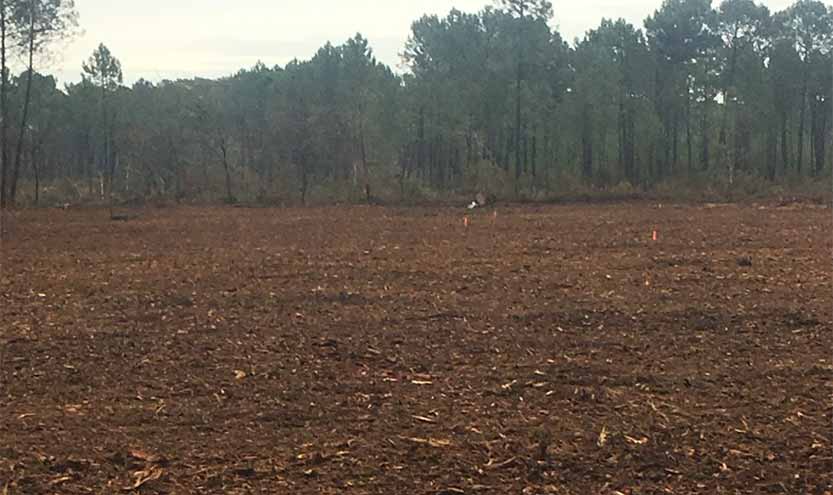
[2,0,832,206]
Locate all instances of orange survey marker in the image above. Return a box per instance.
[464,216,470,228]
[652,230,658,242]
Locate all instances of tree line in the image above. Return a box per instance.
[0,0,831,207]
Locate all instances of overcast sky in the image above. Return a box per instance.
[49,0,797,84]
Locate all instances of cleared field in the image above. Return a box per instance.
[0,203,831,494]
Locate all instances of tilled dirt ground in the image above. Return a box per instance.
[0,203,831,494]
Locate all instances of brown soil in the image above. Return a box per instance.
[1,203,831,494]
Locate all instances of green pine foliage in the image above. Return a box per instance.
[3,0,833,205]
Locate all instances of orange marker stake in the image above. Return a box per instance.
[464,216,469,228]
[652,230,658,242]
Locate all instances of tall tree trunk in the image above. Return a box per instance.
[514,68,522,184]
[513,6,524,188]
[494,128,503,168]
[170,136,184,202]
[531,127,537,178]
[796,65,809,175]
[686,92,693,174]
[452,144,461,188]
[108,142,116,203]
[428,138,435,188]
[766,125,777,181]
[625,108,636,184]
[582,136,593,181]
[466,114,474,166]
[649,139,658,186]
[220,139,233,203]
[671,110,679,174]
[398,146,407,200]
[660,126,671,181]
[87,132,95,197]
[619,51,630,183]
[417,106,425,177]
[618,98,625,176]
[0,0,7,210]
[809,99,816,175]
[32,146,39,204]
[599,121,608,173]
[582,105,593,181]
[781,113,789,173]
[433,137,442,190]
[486,127,496,163]
[299,165,308,206]
[554,132,561,177]
[701,101,710,171]
[10,1,36,205]
[733,112,742,175]
[813,98,828,176]
[359,122,369,202]
[503,131,512,173]
[719,31,739,147]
